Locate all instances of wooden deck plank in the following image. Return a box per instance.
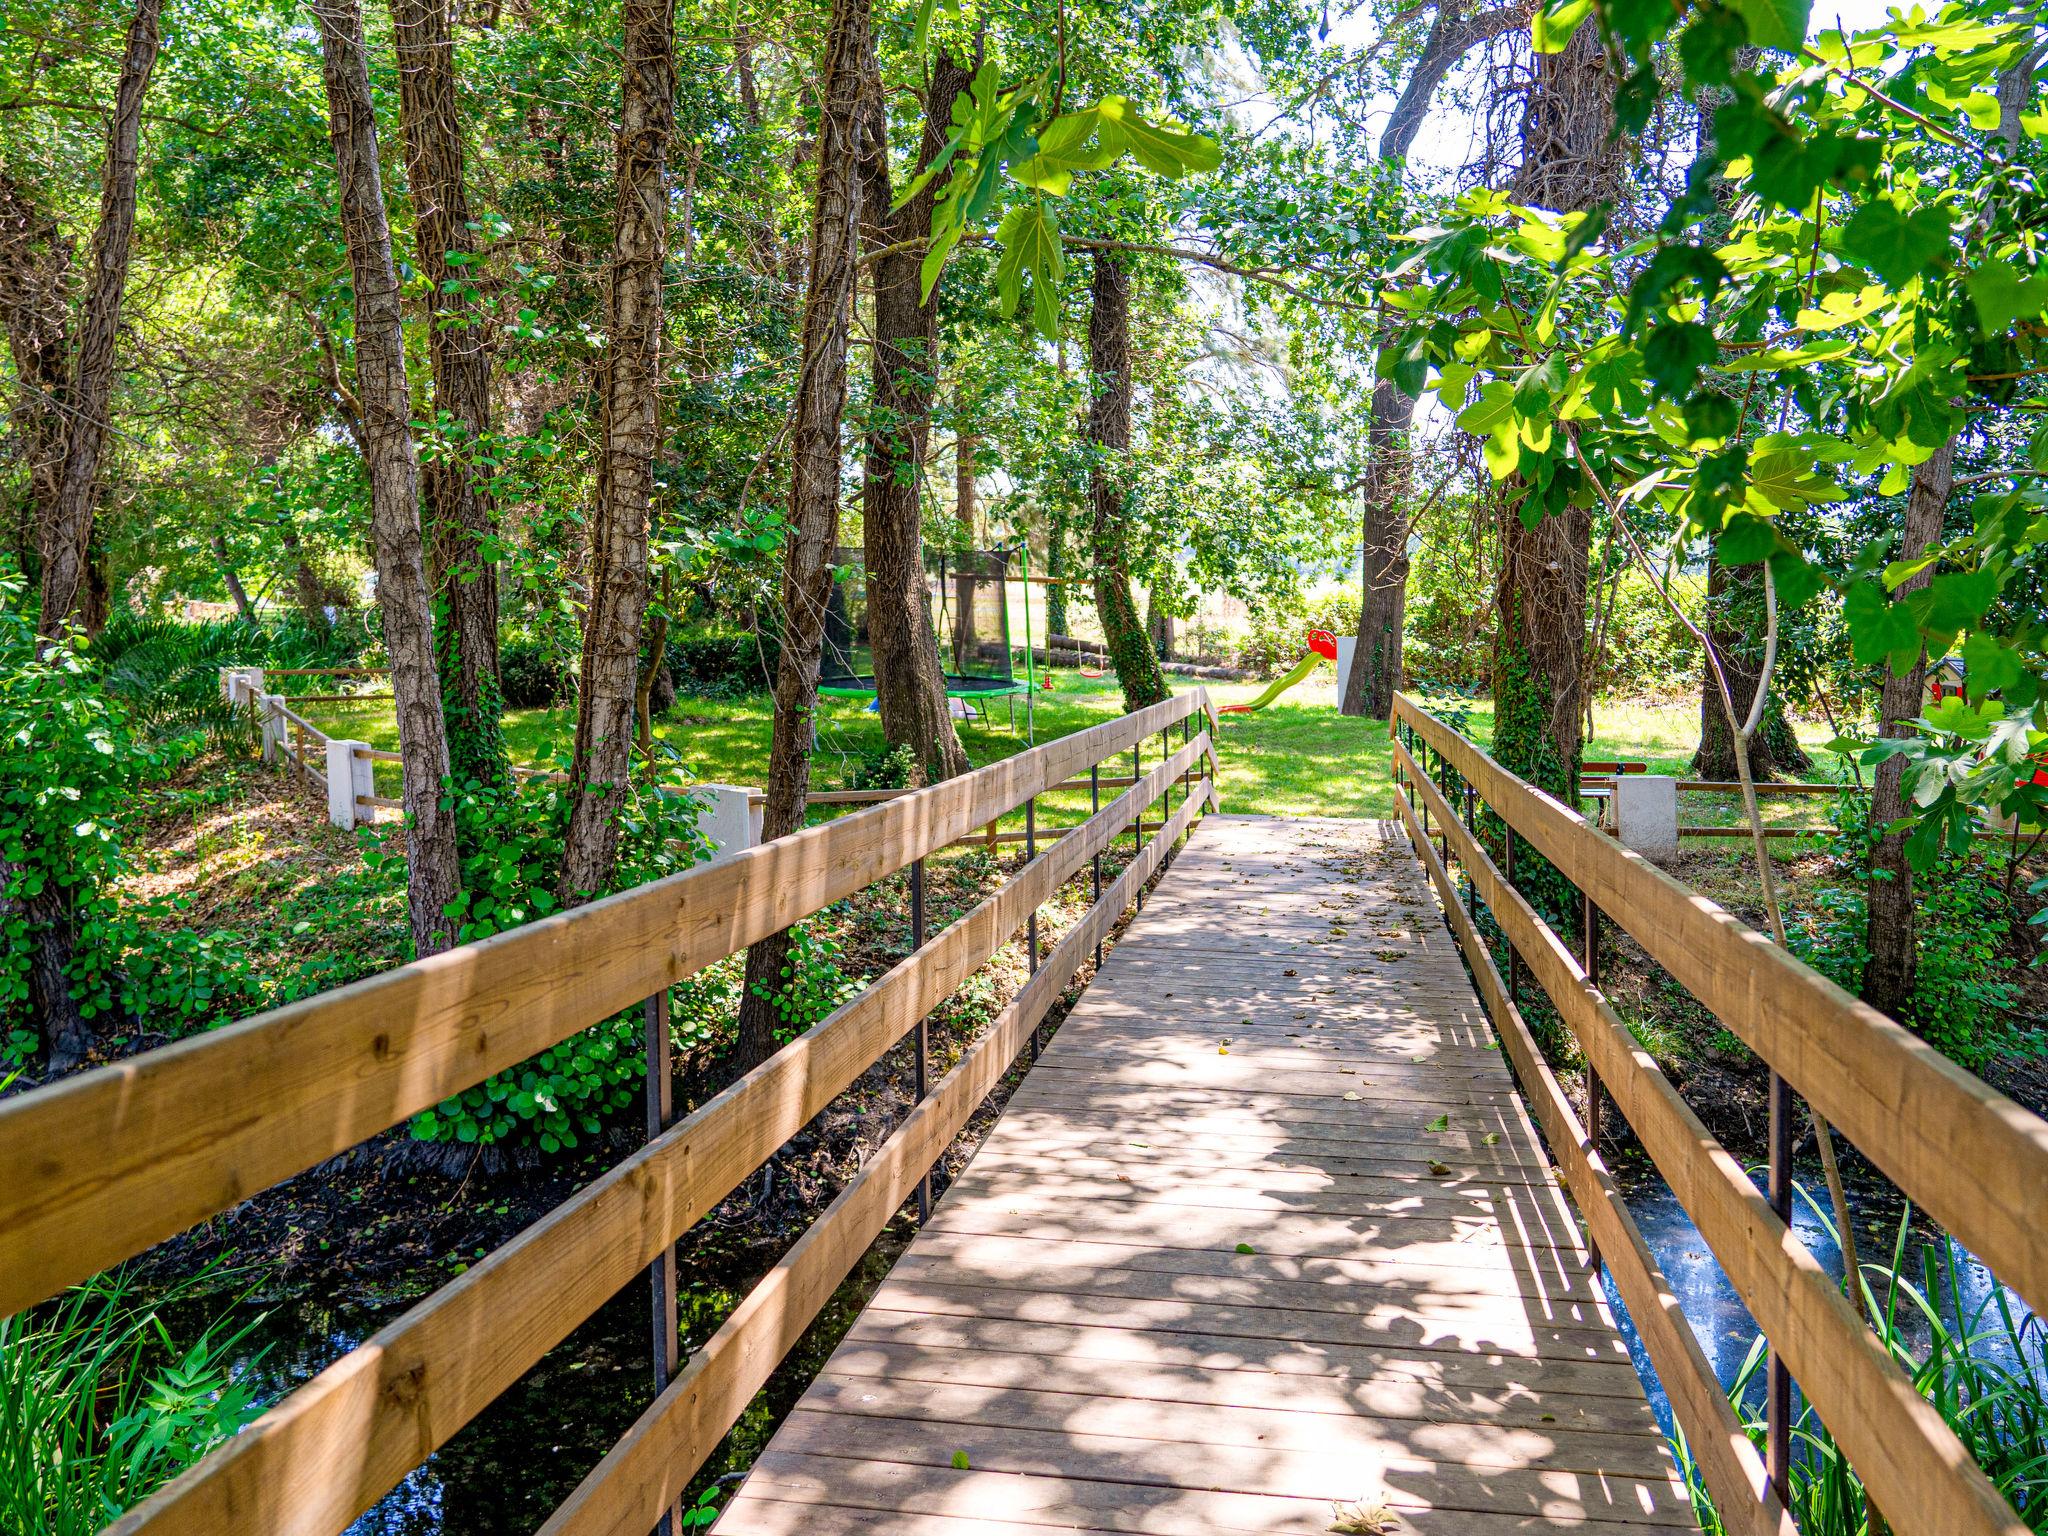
[715,816,1691,1535]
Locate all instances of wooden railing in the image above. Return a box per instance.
[0,690,1220,1536]
[1390,693,2047,1536]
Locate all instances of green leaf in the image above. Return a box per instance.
[1839,200,1953,288]
[1531,0,1594,52]
[1093,96,1220,179]
[1719,514,1779,565]
[1965,265,2048,332]
[993,202,1065,336]
[1235,1242,1256,1254]
[1843,582,1923,672]
[951,1451,972,1471]
[1426,1113,1449,1132]
[1723,0,1811,50]
[1926,568,1998,632]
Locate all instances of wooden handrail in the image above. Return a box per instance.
[1393,693,2048,1320]
[105,721,1216,1536]
[1390,696,2045,1536]
[0,691,1215,1321]
[1391,751,1790,1536]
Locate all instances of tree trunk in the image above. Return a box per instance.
[35,0,161,640]
[391,0,506,787]
[0,174,74,584]
[856,52,972,782]
[1342,377,1416,716]
[1145,584,1175,661]
[279,518,336,634]
[1864,440,1956,1019]
[732,0,870,1072]
[1340,0,1533,720]
[953,424,980,673]
[213,536,257,622]
[1693,546,1810,780]
[1045,504,1070,638]
[1085,253,1169,712]
[557,0,676,904]
[313,0,464,959]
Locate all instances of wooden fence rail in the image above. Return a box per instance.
[0,689,1217,1536]
[1389,693,2046,1536]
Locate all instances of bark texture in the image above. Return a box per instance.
[557,0,676,904]
[1692,548,1811,781]
[1488,19,1616,818]
[391,0,506,787]
[32,0,161,638]
[1342,0,1532,718]
[1085,253,1169,712]
[0,175,73,577]
[314,0,464,959]
[733,0,871,1071]
[856,52,973,782]
[1864,440,1956,1020]
[213,536,256,622]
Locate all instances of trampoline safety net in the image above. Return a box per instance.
[819,546,1024,698]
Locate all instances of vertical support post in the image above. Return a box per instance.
[1766,1071,1794,1497]
[911,858,930,1221]
[1463,782,1477,919]
[642,988,681,1536]
[1090,762,1104,969]
[1502,827,1523,1003]
[1582,885,1603,1157]
[1026,797,1041,1061]
[1130,743,1142,911]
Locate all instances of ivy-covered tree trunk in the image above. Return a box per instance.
[0,174,74,584]
[733,0,869,1072]
[1085,252,1168,712]
[1864,440,1955,1019]
[391,0,506,788]
[313,0,464,959]
[557,0,675,905]
[1693,544,1811,780]
[856,51,971,783]
[33,0,161,641]
[953,425,980,673]
[1045,502,1070,638]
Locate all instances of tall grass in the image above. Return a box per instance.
[0,1270,266,1536]
[1678,1193,2048,1533]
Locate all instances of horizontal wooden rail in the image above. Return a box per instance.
[283,692,395,704]
[539,775,1214,1536]
[1393,693,2048,1326]
[110,730,1215,1536]
[1678,826,1817,840]
[263,667,392,677]
[1391,698,2044,1536]
[1390,748,1790,1536]
[0,690,1216,1320]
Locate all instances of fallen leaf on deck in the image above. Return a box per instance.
[1426,1114,1449,1132]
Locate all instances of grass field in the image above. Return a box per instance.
[299,664,1853,832]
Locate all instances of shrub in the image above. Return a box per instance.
[746,916,865,1045]
[498,633,570,709]
[667,628,775,695]
[1236,589,1361,678]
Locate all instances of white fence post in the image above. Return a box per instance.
[1612,774,1679,859]
[326,739,375,828]
[259,694,285,763]
[685,784,758,861]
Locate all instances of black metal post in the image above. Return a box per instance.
[1463,782,1478,919]
[643,990,681,1536]
[1090,762,1103,968]
[1026,796,1041,1060]
[911,858,930,1221]
[1767,1071,1794,1497]
[1501,828,1523,1003]
[1131,743,1142,910]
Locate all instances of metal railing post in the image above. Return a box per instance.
[1463,781,1478,919]
[1026,797,1041,1060]
[1767,1072,1794,1497]
[1501,827,1523,1003]
[911,858,930,1221]
[1090,762,1104,969]
[643,989,682,1536]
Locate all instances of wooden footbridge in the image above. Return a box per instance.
[2,690,2044,1536]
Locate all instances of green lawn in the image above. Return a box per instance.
[299,664,1851,831]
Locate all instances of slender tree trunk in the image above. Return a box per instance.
[856,51,972,782]
[1145,584,1175,661]
[391,0,506,787]
[213,537,257,622]
[1864,439,1955,1019]
[35,0,161,640]
[732,0,871,1071]
[1694,546,1810,780]
[1085,253,1169,712]
[1045,504,1070,639]
[953,423,980,673]
[557,0,676,904]
[1343,378,1417,716]
[279,519,336,634]
[1340,0,1532,718]
[313,0,464,959]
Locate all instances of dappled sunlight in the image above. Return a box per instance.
[714,815,1689,1534]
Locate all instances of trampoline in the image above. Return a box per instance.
[819,546,1032,725]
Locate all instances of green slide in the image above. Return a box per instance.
[1217,630,1338,713]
